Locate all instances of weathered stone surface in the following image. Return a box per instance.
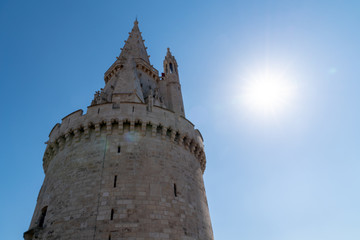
[25,20,213,240]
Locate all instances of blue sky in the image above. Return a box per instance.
[1,0,360,239]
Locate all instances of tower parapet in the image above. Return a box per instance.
[43,103,206,174]
[25,20,213,240]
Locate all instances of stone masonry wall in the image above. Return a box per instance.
[28,105,213,240]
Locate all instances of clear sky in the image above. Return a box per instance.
[1,0,360,239]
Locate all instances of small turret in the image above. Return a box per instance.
[162,48,185,117]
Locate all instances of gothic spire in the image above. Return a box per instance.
[118,19,150,64]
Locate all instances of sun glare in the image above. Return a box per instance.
[241,71,297,117]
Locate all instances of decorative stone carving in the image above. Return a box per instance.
[91,88,108,106]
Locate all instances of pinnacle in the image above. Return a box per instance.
[166,47,173,57]
[118,19,150,64]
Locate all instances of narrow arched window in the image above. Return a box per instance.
[117,146,121,153]
[169,63,173,73]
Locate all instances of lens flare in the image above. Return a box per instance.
[240,70,297,117]
[124,131,141,143]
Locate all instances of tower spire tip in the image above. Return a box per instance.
[134,16,138,25]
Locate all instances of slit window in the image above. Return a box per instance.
[114,175,117,188]
[38,206,48,228]
[117,146,121,153]
[174,184,177,197]
[110,209,114,220]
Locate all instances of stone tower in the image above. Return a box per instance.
[24,20,213,240]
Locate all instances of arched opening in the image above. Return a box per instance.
[123,120,130,132]
[146,123,152,135]
[134,121,142,132]
[169,63,173,73]
[174,132,180,143]
[156,125,163,136]
[166,128,172,138]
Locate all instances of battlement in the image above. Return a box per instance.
[43,102,206,174]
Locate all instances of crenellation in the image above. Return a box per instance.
[43,115,207,173]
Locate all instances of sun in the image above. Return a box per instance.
[241,70,297,117]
